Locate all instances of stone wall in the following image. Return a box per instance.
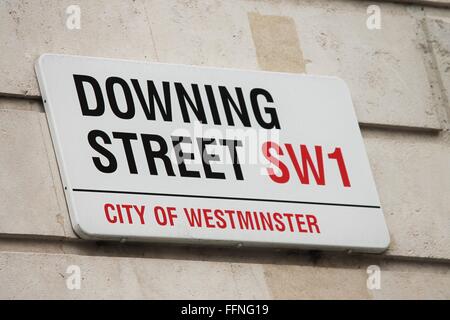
[0,0,449,299]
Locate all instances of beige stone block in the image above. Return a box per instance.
[264,264,371,299]
[1,0,442,129]
[143,0,258,70]
[277,1,441,129]
[0,250,449,299]
[263,256,450,299]
[425,9,450,126]
[0,105,75,238]
[147,0,442,129]
[371,261,450,299]
[0,251,271,299]
[0,0,157,97]
[362,128,450,259]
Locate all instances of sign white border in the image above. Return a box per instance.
[35,54,390,252]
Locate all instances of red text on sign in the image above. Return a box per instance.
[262,141,351,187]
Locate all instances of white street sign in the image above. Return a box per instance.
[35,54,390,252]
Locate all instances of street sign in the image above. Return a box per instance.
[35,54,390,252]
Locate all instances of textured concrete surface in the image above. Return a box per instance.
[0,0,444,129]
[425,8,450,125]
[0,250,272,299]
[248,12,306,73]
[363,128,450,259]
[264,257,450,299]
[0,0,449,299]
[282,1,441,129]
[0,0,157,97]
[0,106,75,238]
[0,248,448,299]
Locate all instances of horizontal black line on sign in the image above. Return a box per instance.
[72,188,381,209]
